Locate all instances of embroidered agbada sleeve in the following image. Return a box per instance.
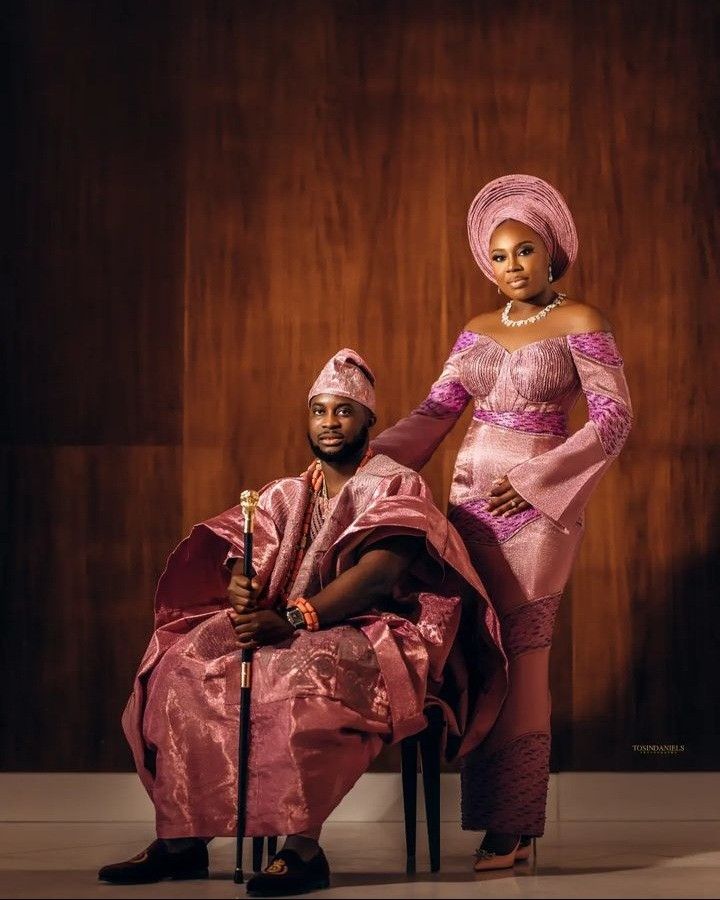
[506,331,633,533]
[371,332,474,471]
[153,483,285,627]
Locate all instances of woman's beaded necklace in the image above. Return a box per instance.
[501,292,567,328]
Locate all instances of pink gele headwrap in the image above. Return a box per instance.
[467,174,579,283]
[308,348,376,413]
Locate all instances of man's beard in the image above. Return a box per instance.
[307,425,370,464]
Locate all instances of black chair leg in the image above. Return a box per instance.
[400,732,419,874]
[267,836,278,859]
[252,837,264,872]
[419,706,444,873]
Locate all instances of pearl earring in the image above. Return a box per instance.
[497,286,502,295]
[548,265,553,283]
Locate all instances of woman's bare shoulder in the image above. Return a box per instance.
[560,298,613,333]
[463,309,500,334]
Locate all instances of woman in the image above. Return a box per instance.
[373,174,633,870]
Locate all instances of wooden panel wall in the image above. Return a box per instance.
[3,0,718,772]
[2,0,187,769]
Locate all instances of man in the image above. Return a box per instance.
[98,349,508,895]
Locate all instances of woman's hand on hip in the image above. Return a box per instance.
[486,476,532,517]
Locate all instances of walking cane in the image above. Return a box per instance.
[234,489,259,885]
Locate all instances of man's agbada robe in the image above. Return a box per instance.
[122,454,508,837]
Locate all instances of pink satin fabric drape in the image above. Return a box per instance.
[122,454,508,837]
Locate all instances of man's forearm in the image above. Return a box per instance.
[304,536,422,626]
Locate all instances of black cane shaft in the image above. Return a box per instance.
[234,529,255,883]
[235,659,252,881]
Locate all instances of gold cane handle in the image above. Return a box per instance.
[240,489,260,534]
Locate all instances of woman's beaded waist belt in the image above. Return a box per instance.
[472,408,568,437]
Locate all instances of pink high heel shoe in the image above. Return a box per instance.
[514,835,536,862]
[473,835,538,872]
[473,839,521,872]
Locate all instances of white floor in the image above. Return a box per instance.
[2,820,720,899]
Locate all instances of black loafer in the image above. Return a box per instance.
[98,838,209,884]
[246,847,330,896]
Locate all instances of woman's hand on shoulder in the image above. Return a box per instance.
[562,300,613,334]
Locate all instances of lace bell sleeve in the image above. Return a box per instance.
[506,331,633,533]
[371,332,475,471]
